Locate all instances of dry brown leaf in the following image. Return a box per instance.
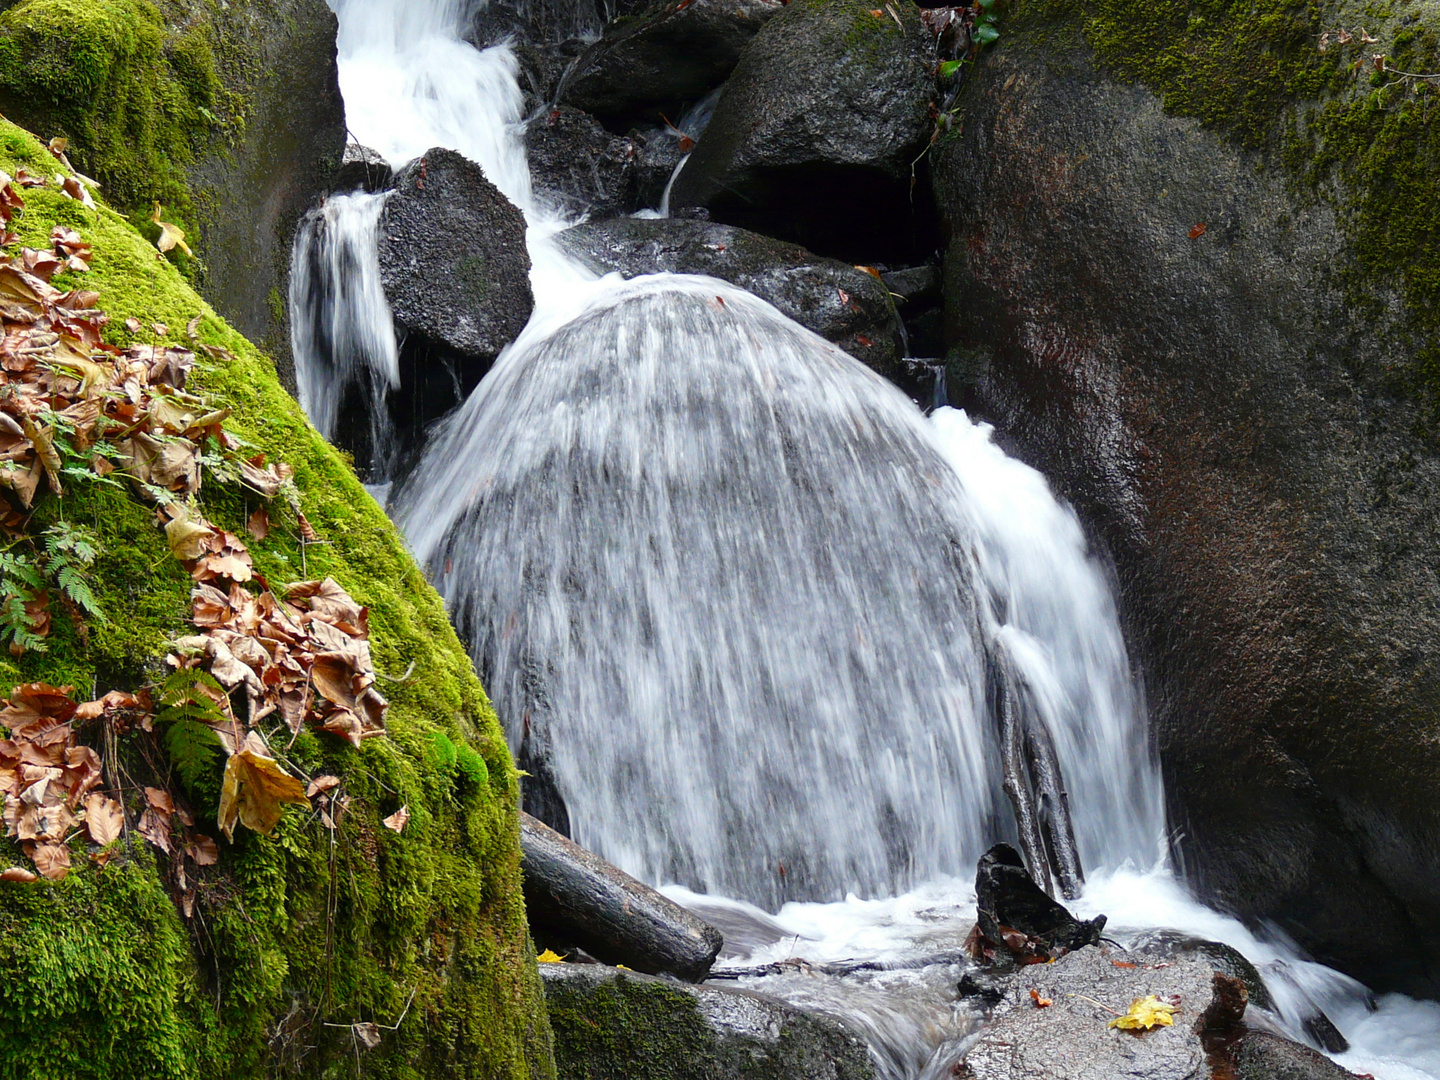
[151,204,193,257]
[138,806,173,854]
[354,1022,383,1049]
[185,835,218,865]
[382,804,410,833]
[144,786,175,813]
[83,792,123,845]
[0,866,36,882]
[166,517,214,561]
[306,774,341,797]
[217,732,310,840]
[247,505,271,542]
[29,842,70,880]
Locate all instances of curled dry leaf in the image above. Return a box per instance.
[1029,988,1052,1008]
[0,866,37,883]
[144,786,175,813]
[185,835,218,866]
[247,505,270,541]
[382,805,410,833]
[151,204,192,257]
[83,792,124,845]
[306,774,341,798]
[29,842,70,880]
[353,1022,383,1049]
[217,732,310,840]
[138,806,173,854]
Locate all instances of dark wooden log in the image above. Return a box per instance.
[990,647,1054,896]
[520,812,724,982]
[1022,710,1084,900]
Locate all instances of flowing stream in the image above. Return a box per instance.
[295,2,1440,1077]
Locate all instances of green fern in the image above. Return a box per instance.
[157,669,228,792]
[41,522,105,623]
[0,550,47,654]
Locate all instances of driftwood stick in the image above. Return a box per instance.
[1022,713,1085,901]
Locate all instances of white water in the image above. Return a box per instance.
[293,2,1440,1076]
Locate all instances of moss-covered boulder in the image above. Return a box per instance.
[0,0,346,383]
[932,0,1440,995]
[541,964,876,1080]
[0,119,553,1079]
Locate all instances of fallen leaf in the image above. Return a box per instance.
[185,835,218,865]
[29,841,70,880]
[306,774,341,797]
[382,805,409,833]
[144,786,175,813]
[1030,988,1052,1007]
[138,806,173,853]
[0,866,36,882]
[1111,960,1139,969]
[536,949,565,963]
[246,505,271,541]
[1108,994,1178,1031]
[83,792,123,845]
[353,1022,382,1049]
[216,732,310,839]
[1188,223,1207,240]
[166,517,215,561]
[151,204,193,257]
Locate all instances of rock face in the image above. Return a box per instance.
[0,0,347,386]
[525,106,638,220]
[555,217,904,375]
[378,148,533,366]
[1232,1032,1358,1080]
[669,0,935,261]
[334,141,393,192]
[558,0,783,128]
[932,14,1440,996]
[956,946,1236,1080]
[521,813,724,981]
[541,963,876,1080]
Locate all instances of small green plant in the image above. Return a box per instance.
[42,520,104,622]
[0,547,46,654]
[0,522,105,653]
[156,668,227,792]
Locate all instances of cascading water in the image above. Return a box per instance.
[293,1,1440,1077]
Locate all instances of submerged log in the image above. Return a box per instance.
[519,812,724,982]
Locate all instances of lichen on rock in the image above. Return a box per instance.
[0,117,554,1080]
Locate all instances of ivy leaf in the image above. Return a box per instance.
[217,731,309,840]
[975,23,1000,44]
[939,59,965,78]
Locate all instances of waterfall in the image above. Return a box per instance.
[290,2,1440,1078]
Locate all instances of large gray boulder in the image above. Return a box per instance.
[669,0,935,261]
[555,216,904,377]
[932,4,1440,996]
[1233,1032,1358,1080]
[526,106,638,220]
[541,963,876,1080]
[557,0,783,128]
[378,148,533,366]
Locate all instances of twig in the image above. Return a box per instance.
[1069,993,1121,1016]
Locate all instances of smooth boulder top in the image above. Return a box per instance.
[558,0,784,126]
[377,147,533,365]
[555,216,904,376]
[669,0,936,260]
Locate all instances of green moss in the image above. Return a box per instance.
[0,118,555,1080]
[0,0,225,231]
[1017,0,1440,427]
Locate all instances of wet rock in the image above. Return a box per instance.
[463,0,603,48]
[333,141,392,192]
[558,0,783,128]
[1126,930,1274,1012]
[932,12,1440,997]
[669,0,935,261]
[628,124,691,210]
[555,216,904,377]
[541,963,877,1080]
[1232,1031,1359,1080]
[526,105,637,219]
[521,812,723,981]
[955,946,1223,1080]
[974,844,1105,957]
[377,147,532,368]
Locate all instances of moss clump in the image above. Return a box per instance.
[0,118,555,1080]
[1017,0,1440,428]
[0,0,226,234]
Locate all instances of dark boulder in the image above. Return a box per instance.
[333,141,392,193]
[378,148,533,368]
[541,963,877,1080]
[1232,1032,1359,1080]
[932,4,1440,997]
[557,0,783,128]
[521,813,724,981]
[526,105,637,220]
[555,216,904,377]
[462,0,602,49]
[669,0,935,261]
[628,124,692,210]
[973,844,1105,957]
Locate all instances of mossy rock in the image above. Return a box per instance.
[0,0,347,385]
[540,964,876,1080]
[0,119,554,1080]
[932,0,1440,997]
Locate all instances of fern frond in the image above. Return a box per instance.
[163,718,223,790]
[55,566,103,620]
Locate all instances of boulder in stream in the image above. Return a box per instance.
[558,0,784,128]
[526,105,638,220]
[377,147,533,368]
[541,963,876,1080]
[932,0,1440,997]
[1231,1031,1360,1080]
[668,0,936,261]
[555,216,904,377]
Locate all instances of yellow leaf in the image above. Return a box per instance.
[536,949,565,963]
[1108,995,1177,1031]
[217,733,310,840]
[151,202,193,257]
[165,516,214,561]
